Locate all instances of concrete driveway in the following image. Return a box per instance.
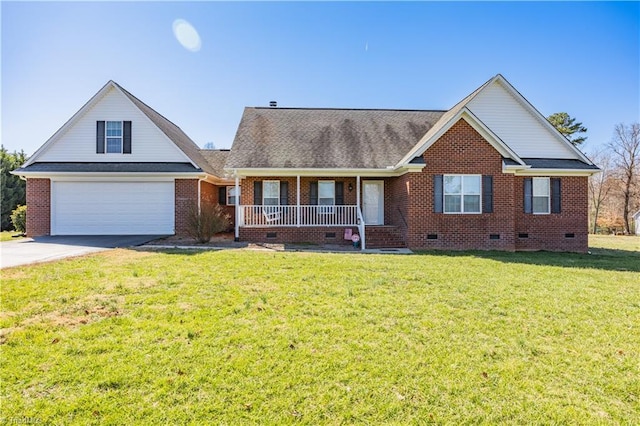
[0,235,165,269]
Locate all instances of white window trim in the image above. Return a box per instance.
[532,177,551,215]
[262,180,280,206]
[105,120,123,154]
[226,186,239,205]
[443,174,482,214]
[318,180,335,214]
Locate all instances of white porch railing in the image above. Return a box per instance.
[239,205,360,227]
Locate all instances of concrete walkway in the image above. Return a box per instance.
[0,235,164,268]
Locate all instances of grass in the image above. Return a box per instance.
[1,237,638,424]
[590,234,640,252]
[0,231,24,242]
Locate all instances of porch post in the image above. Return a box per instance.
[234,174,240,241]
[296,175,301,227]
[356,175,361,208]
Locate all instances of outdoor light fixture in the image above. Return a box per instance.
[348,183,353,192]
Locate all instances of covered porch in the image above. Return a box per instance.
[231,175,395,250]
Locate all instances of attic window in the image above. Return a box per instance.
[106,121,123,153]
[96,121,131,154]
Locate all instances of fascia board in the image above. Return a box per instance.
[397,108,524,167]
[111,85,197,168]
[12,171,206,179]
[23,81,115,167]
[494,75,593,165]
[503,168,600,176]
[226,166,423,178]
[460,110,525,164]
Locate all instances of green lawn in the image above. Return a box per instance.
[1,238,638,424]
[0,231,24,242]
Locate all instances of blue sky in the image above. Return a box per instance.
[2,1,638,156]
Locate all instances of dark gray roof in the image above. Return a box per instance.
[502,158,520,166]
[15,162,201,173]
[503,158,599,170]
[226,108,446,169]
[523,158,600,170]
[113,82,219,176]
[200,149,231,178]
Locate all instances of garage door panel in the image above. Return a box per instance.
[53,181,175,235]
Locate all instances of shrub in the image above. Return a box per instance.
[10,205,26,234]
[186,203,231,243]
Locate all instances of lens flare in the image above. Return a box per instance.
[172,19,201,52]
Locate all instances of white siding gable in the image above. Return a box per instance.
[468,80,579,159]
[37,86,192,163]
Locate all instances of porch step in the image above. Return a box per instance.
[365,226,407,249]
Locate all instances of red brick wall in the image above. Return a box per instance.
[387,175,411,242]
[200,181,217,207]
[241,177,358,206]
[240,226,358,246]
[201,181,235,230]
[406,119,517,251]
[26,178,51,237]
[175,179,198,235]
[514,176,588,252]
[235,120,589,252]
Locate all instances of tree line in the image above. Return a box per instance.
[1,147,27,231]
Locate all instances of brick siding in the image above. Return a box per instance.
[241,177,358,206]
[405,119,517,251]
[235,119,589,252]
[25,178,51,237]
[514,176,588,252]
[240,226,358,246]
[201,181,235,230]
[175,179,198,236]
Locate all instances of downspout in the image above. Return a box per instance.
[234,173,240,242]
[197,178,205,212]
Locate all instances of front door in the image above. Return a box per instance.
[363,181,384,225]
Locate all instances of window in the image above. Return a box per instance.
[532,177,550,214]
[106,121,123,153]
[444,175,481,213]
[262,181,280,206]
[318,181,335,213]
[226,186,239,205]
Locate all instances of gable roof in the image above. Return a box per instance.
[225,107,446,169]
[110,82,218,176]
[396,76,508,166]
[22,81,221,177]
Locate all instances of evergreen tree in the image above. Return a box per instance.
[547,112,588,146]
[1,146,27,230]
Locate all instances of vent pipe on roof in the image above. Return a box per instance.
[269,101,277,108]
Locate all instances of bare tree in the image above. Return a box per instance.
[587,148,613,233]
[608,123,640,234]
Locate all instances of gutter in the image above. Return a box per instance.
[227,164,426,178]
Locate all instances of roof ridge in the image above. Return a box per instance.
[251,107,448,112]
[111,82,184,132]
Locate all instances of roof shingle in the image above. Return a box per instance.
[226,108,446,169]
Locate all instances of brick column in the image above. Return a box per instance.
[26,178,51,237]
[175,179,198,235]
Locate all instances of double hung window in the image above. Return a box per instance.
[106,121,123,153]
[444,175,481,214]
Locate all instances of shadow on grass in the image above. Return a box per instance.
[414,247,640,273]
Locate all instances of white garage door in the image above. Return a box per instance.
[52,181,175,235]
